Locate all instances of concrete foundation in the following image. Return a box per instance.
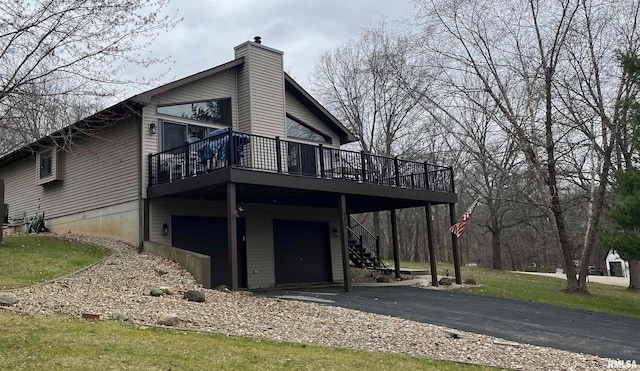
[143,240,212,289]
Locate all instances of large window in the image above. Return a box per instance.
[157,99,231,125]
[286,116,327,143]
[161,121,209,150]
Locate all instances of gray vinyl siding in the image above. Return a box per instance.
[248,48,286,138]
[235,47,252,134]
[285,90,339,147]
[140,69,239,197]
[234,43,286,138]
[0,118,139,220]
[149,198,343,288]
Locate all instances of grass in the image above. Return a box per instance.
[0,311,494,371]
[394,260,640,318]
[0,235,109,289]
[0,236,493,370]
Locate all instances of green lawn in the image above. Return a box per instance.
[0,236,492,370]
[395,261,640,318]
[0,311,493,371]
[0,235,109,289]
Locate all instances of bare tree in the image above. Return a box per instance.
[411,0,640,293]
[0,0,179,152]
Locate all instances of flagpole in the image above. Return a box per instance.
[449,202,462,284]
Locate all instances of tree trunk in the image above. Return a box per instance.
[629,260,640,292]
[490,217,502,270]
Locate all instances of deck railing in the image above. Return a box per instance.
[148,129,454,193]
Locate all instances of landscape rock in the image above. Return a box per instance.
[157,313,180,326]
[439,277,455,286]
[112,311,130,321]
[3,233,612,371]
[184,290,205,302]
[376,276,390,283]
[214,285,230,292]
[415,279,430,288]
[150,288,164,297]
[159,286,175,295]
[0,295,19,307]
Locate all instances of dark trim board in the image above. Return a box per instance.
[148,167,458,213]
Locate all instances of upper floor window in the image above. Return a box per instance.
[286,116,327,143]
[157,99,231,125]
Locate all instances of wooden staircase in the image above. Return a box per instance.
[347,216,388,270]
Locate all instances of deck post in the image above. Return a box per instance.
[275,137,282,173]
[449,203,462,284]
[318,144,325,178]
[228,128,235,167]
[424,203,438,286]
[423,162,430,190]
[394,157,400,186]
[359,151,367,182]
[390,209,401,279]
[227,182,238,291]
[339,194,352,292]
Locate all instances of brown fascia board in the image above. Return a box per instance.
[284,73,357,145]
[0,99,143,168]
[132,57,245,104]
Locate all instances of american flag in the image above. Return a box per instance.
[449,198,480,238]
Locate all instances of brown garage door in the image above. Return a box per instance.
[273,219,332,284]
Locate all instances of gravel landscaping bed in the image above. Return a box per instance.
[1,233,609,370]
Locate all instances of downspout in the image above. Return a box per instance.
[136,113,145,249]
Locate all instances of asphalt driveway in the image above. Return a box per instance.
[260,285,640,360]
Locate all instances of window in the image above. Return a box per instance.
[39,150,53,179]
[157,99,231,125]
[161,121,209,151]
[36,149,63,185]
[286,116,327,142]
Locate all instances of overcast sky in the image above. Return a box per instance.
[131,0,416,92]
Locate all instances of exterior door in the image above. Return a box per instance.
[273,219,332,284]
[171,216,247,288]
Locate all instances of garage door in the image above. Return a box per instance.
[273,219,332,284]
[171,216,247,288]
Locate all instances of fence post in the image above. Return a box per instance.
[376,235,381,259]
[394,157,400,186]
[449,166,455,193]
[318,144,325,178]
[423,162,430,190]
[275,136,282,173]
[183,142,190,178]
[360,151,367,182]
[228,128,235,167]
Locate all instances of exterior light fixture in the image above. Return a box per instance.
[162,222,169,235]
[149,122,157,134]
